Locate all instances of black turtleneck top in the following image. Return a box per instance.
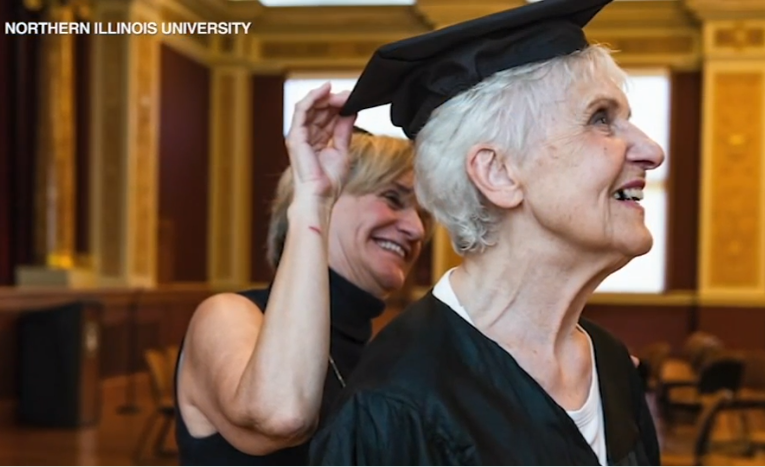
[174,268,386,466]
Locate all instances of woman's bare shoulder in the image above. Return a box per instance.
[185,292,265,351]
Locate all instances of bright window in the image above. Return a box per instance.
[284,70,671,293]
[595,70,670,293]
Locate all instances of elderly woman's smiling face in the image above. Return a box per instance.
[515,66,665,260]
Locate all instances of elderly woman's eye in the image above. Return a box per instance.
[590,109,610,126]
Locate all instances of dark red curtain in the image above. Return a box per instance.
[0,2,40,285]
[158,45,211,283]
[250,73,289,283]
[665,71,702,293]
[0,0,12,284]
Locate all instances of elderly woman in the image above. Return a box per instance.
[309,0,663,465]
[174,84,429,465]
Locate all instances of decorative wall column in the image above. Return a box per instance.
[90,0,160,287]
[207,34,253,290]
[16,0,92,287]
[687,0,765,301]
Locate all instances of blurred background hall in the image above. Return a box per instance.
[1,0,765,464]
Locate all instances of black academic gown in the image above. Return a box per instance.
[309,292,660,466]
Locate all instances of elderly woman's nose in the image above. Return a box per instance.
[626,127,665,170]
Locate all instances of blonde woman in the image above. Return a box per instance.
[174,85,430,465]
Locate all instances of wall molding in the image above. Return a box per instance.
[409,286,765,308]
[155,0,705,71]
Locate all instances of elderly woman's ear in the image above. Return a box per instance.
[465,145,524,210]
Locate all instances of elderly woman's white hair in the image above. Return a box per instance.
[414,44,628,255]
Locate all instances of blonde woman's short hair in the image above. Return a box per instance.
[266,131,427,269]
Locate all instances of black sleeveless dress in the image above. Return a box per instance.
[174,268,386,465]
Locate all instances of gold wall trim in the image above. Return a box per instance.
[251,29,702,70]
[588,292,697,307]
[704,20,765,59]
[686,0,765,21]
[259,39,387,61]
[126,31,160,284]
[591,29,701,68]
[413,2,524,29]
[408,287,765,308]
[594,0,699,28]
[251,6,429,34]
[699,63,765,295]
[590,32,698,56]
[698,290,765,307]
[35,4,78,269]
[709,72,762,288]
[90,0,160,287]
[91,3,130,280]
[173,0,241,20]
[715,23,764,49]
[255,32,698,61]
[170,0,704,71]
[208,65,253,289]
[210,73,236,281]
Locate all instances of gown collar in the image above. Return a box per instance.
[579,319,641,465]
[428,291,641,465]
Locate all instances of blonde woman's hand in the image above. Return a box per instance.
[285,83,356,204]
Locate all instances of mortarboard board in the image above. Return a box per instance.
[341,0,613,140]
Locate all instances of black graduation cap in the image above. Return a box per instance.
[341,0,613,139]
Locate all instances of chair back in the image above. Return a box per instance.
[697,356,745,395]
[742,350,765,391]
[693,390,735,464]
[144,345,179,405]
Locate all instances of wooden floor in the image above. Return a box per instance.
[0,374,177,466]
[0,373,763,466]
